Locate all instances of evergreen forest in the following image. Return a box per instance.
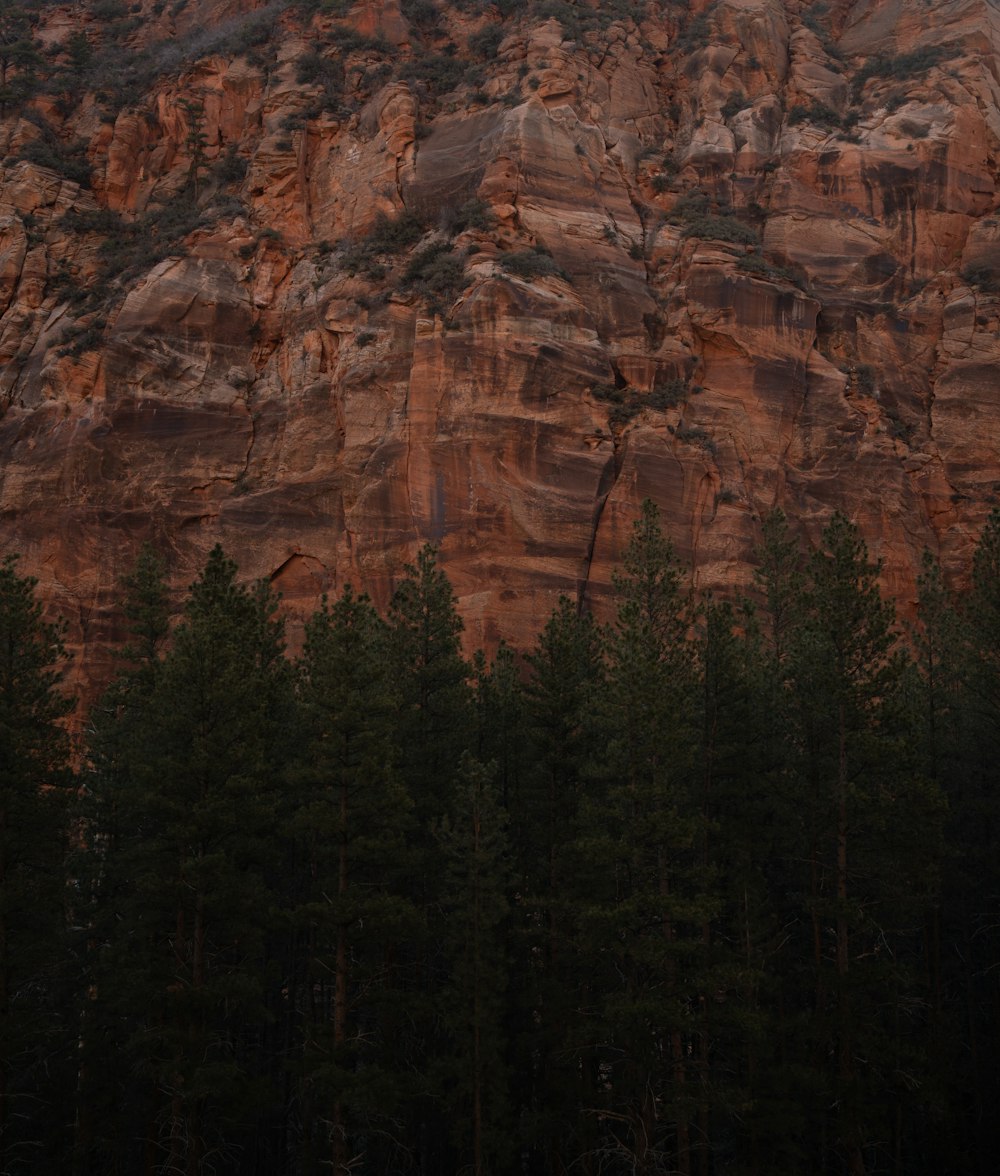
[2,505,1000,1176]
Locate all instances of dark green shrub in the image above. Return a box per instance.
[592,383,625,405]
[675,423,717,456]
[444,199,495,235]
[297,49,339,84]
[91,0,127,19]
[535,1,585,37]
[398,54,482,95]
[207,194,247,220]
[851,46,947,100]
[58,315,107,357]
[855,364,876,394]
[593,379,684,424]
[961,263,1000,294]
[213,146,248,184]
[16,136,92,187]
[737,253,795,282]
[340,212,425,278]
[648,378,687,410]
[676,14,710,52]
[366,213,424,254]
[58,194,222,306]
[328,27,391,54]
[401,0,439,26]
[499,247,565,280]
[223,10,279,54]
[898,118,929,139]
[788,100,841,129]
[670,190,711,220]
[722,90,748,120]
[469,25,504,59]
[682,215,759,246]
[291,0,352,14]
[402,242,467,304]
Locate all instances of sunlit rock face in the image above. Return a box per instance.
[1,0,999,698]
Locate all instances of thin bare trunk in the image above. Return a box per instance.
[333,778,349,1174]
[660,850,690,1176]
[472,800,483,1176]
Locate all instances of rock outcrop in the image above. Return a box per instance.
[1,0,999,698]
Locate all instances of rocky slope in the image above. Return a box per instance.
[1,0,999,695]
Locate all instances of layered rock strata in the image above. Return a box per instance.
[1,0,998,696]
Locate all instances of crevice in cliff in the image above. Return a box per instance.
[578,447,618,613]
[240,388,257,484]
[690,470,718,584]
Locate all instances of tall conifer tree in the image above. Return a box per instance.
[77,544,171,1176]
[784,514,942,1174]
[287,585,414,1173]
[0,555,74,1173]
[576,501,710,1175]
[388,544,473,1173]
[435,753,511,1176]
[516,596,605,1173]
[89,547,291,1175]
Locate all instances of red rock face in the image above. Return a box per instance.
[1,0,999,700]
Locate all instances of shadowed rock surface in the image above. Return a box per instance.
[1,0,999,698]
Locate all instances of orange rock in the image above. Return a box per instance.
[0,0,999,705]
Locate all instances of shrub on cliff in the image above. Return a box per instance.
[402,241,468,307]
[851,46,948,100]
[788,100,842,129]
[340,212,425,279]
[15,132,92,187]
[443,198,496,235]
[961,263,1000,294]
[738,252,796,283]
[469,24,504,60]
[499,247,566,280]
[681,215,760,246]
[296,48,344,109]
[722,90,749,120]
[398,53,483,96]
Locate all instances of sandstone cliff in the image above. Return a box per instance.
[1,0,998,694]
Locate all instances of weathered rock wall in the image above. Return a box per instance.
[1,0,998,697]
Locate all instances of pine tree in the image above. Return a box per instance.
[76,545,171,1176]
[692,597,779,1176]
[933,512,1000,1174]
[575,501,709,1176]
[435,754,511,1176]
[387,544,474,1173]
[0,3,41,115]
[786,514,942,1174]
[389,544,472,817]
[473,642,525,813]
[88,546,292,1175]
[515,596,605,1173]
[0,554,74,1173]
[286,586,414,1173]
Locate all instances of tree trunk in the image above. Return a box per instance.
[333,777,349,1174]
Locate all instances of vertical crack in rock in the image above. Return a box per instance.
[578,448,620,611]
